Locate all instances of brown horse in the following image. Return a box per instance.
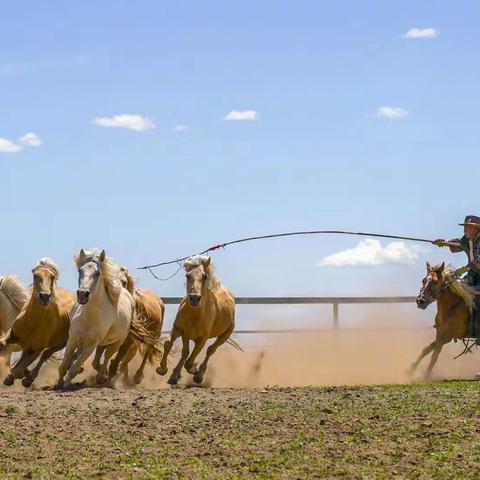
[157,255,235,385]
[410,262,477,379]
[0,258,75,387]
[0,275,28,373]
[105,267,164,384]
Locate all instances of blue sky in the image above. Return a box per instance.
[1,1,479,310]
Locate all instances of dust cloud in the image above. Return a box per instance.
[24,308,480,390]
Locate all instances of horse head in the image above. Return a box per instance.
[32,258,60,306]
[416,262,446,310]
[119,267,135,295]
[75,248,106,305]
[184,256,212,307]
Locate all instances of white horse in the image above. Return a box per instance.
[0,276,28,373]
[57,249,134,387]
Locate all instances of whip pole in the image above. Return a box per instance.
[138,229,457,270]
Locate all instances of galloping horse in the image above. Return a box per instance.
[57,249,134,387]
[157,255,235,385]
[0,259,75,387]
[410,262,477,379]
[0,275,28,373]
[100,267,164,384]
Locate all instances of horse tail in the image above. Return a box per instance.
[129,313,163,363]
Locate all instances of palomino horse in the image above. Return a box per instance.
[57,249,134,388]
[157,255,235,385]
[410,262,477,379]
[105,267,164,384]
[0,259,75,387]
[0,276,28,373]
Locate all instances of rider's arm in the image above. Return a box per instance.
[432,238,462,251]
[447,238,463,253]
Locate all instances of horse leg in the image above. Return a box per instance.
[98,342,122,384]
[64,344,96,386]
[120,345,137,381]
[194,325,234,384]
[22,346,60,387]
[425,339,448,380]
[185,336,208,375]
[4,349,41,386]
[408,341,437,375]
[0,344,15,377]
[0,329,18,352]
[167,336,190,385]
[133,349,149,384]
[157,326,181,376]
[92,346,107,372]
[56,340,78,388]
[108,336,135,381]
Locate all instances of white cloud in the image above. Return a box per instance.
[403,28,438,39]
[0,132,43,154]
[0,138,23,153]
[317,239,424,268]
[375,106,408,120]
[18,132,43,147]
[173,125,190,132]
[92,114,155,131]
[224,110,258,121]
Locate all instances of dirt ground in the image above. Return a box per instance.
[2,325,480,479]
[1,381,480,479]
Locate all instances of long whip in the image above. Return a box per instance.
[138,229,458,270]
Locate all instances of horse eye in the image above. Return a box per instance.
[203,274,208,280]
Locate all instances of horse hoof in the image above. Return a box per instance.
[133,374,143,385]
[96,374,107,385]
[167,374,179,385]
[156,366,167,376]
[3,375,14,387]
[54,379,65,390]
[21,377,33,388]
[193,373,203,384]
[185,363,198,375]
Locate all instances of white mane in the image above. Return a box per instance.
[74,249,122,304]
[184,255,220,289]
[0,275,28,311]
[443,265,479,312]
[34,257,60,281]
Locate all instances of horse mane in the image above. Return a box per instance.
[183,255,220,290]
[34,257,60,281]
[442,265,479,311]
[74,249,122,304]
[0,275,28,311]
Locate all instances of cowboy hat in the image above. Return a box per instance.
[459,215,480,228]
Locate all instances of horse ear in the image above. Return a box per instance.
[204,257,211,267]
[99,250,106,262]
[79,248,85,257]
[439,261,445,271]
[426,261,431,271]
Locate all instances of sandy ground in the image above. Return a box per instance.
[1,323,480,478]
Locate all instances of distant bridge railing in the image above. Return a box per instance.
[162,296,417,332]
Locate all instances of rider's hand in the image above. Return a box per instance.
[432,239,446,247]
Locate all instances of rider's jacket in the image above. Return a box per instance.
[449,233,480,282]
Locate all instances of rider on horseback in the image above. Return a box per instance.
[434,215,480,286]
[434,215,480,333]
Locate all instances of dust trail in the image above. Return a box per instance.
[21,311,480,390]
